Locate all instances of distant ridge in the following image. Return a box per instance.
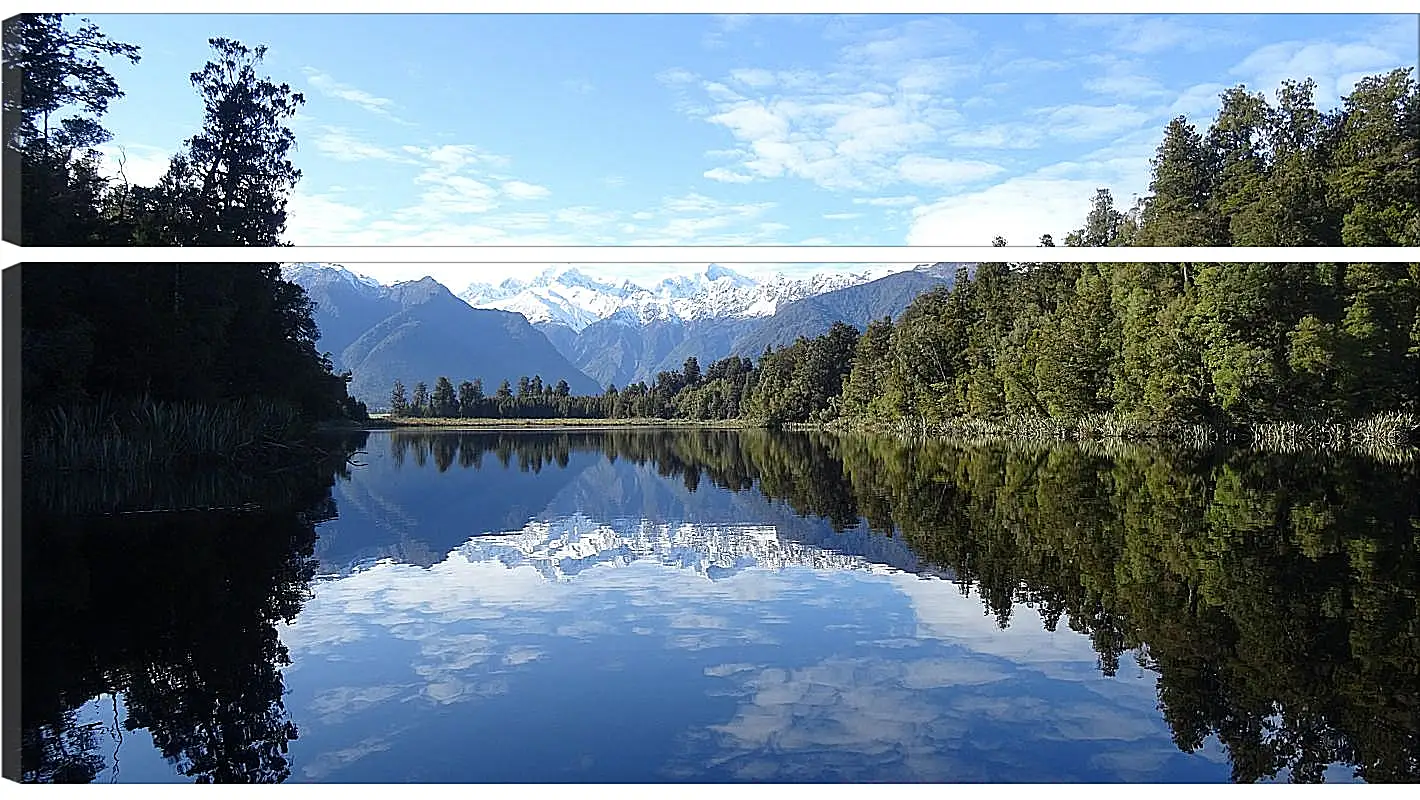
[285,264,602,408]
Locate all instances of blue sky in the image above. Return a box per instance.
[86,13,1417,248]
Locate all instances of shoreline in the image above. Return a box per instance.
[362,416,759,431]
[344,412,1419,453]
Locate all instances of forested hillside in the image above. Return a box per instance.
[837,262,1420,432]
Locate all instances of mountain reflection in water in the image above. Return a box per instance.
[20,429,1419,783]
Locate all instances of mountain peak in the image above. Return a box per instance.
[388,275,452,306]
[703,263,737,280]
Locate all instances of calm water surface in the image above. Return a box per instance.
[20,429,1420,783]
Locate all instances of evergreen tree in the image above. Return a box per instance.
[1138,117,1224,246]
[139,39,304,246]
[458,379,482,417]
[432,376,457,417]
[1066,189,1126,246]
[1206,86,1271,245]
[390,379,409,416]
[1328,69,1419,246]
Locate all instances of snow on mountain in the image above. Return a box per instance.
[454,513,897,582]
[282,262,385,294]
[460,266,643,330]
[458,263,903,331]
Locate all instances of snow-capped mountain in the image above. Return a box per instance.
[283,261,386,295]
[282,261,964,391]
[459,264,899,332]
[459,267,642,330]
[457,514,894,582]
[281,262,604,405]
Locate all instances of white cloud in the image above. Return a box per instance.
[93,142,171,188]
[993,57,1068,76]
[1168,82,1230,120]
[1231,39,1410,107]
[644,192,778,244]
[895,155,1005,187]
[1087,73,1169,99]
[704,167,755,183]
[408,143,510,172]
[310,126,413,163]
[666,17,983,192]
[656,67,697,85]
[501,180,551,200]
[1035,104,1153,141]
[495,211,551,230]
[905,131,1153,247]
[303,68,409,123]
[284,188,369,245]
[554,206,619,228]
[1082,56,1172,100]
[729,68,777,88]
[945,124,1041,150]
[1066,15,1246,57]
[853,195,918,207]
[822,212,862,220]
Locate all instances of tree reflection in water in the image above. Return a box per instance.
[20,433,367,783]
[20,428,1419,783]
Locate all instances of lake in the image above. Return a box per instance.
[19,428,1419,783]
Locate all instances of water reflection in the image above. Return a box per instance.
[20,429,1419,783]
[19,432,368,783]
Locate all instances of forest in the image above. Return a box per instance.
[8,15,366,481]
[389,261,1420,449]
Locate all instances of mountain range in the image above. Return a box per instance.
[529,264,961,387]
[284,264,602,407]
[285,262,966,406]
[313,432,938,579]
[458,264,895,332]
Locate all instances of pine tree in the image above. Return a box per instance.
[432,376,457,417]
[1138,117,1224,246]
[1206,86,1270,245]
[390,379,409,416]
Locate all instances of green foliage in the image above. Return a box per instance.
[838,261,1419,435]
[390,379,409,416]
[819,434,1420,782]
[5,15,305,248]
[23,396,306,474]
[1128,69,1418,248]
